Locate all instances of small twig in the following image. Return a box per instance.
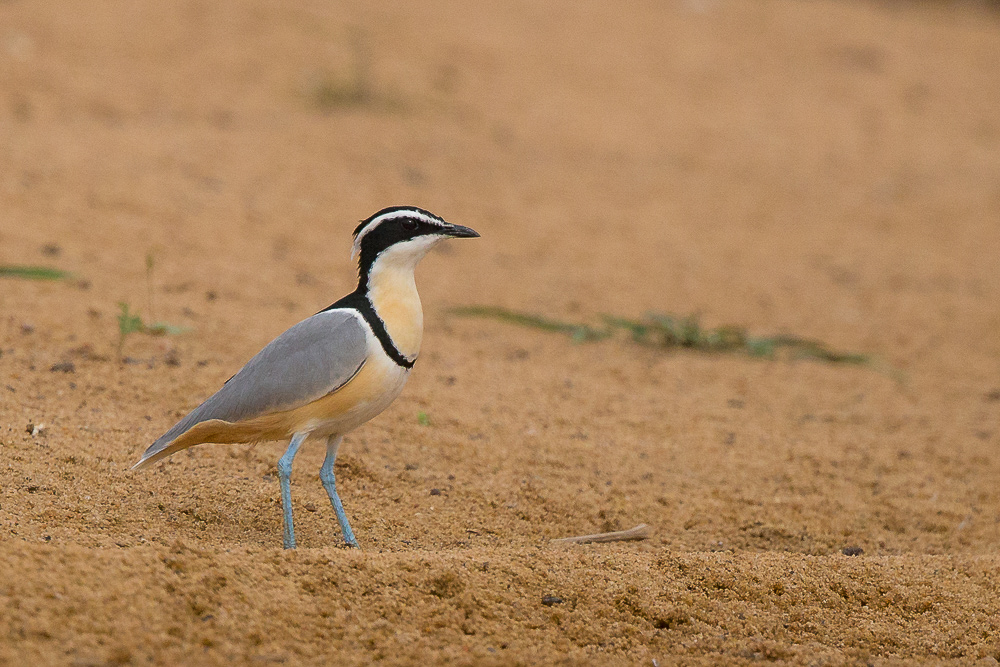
[552,524,650,544]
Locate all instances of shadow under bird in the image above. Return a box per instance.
[132,206,479,549]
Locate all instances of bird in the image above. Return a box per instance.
[132,206,479,549]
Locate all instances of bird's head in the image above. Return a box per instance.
[351,206,479,281]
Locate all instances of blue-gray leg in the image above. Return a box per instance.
[320,435,359,548]
[277,431,308,550]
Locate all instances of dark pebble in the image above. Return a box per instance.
[50,361,75,373]
[842,546,864,556]
[430,488,441,496]
[541,595,563,606]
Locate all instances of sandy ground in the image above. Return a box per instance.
[2,0,1000,664]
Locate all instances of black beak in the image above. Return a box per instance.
[443,223,480,239]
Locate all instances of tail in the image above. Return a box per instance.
[132,389,241,470]
[131,434,198,470]
[132,416,288,470]
[132,404,215,470]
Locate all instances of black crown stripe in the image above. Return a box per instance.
[353,206,445,238]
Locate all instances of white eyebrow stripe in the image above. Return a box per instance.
[350,209,447,261]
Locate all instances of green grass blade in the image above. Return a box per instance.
[146,322,190,336]
[602,316,650,342]
[451,306,608,342]
[117,302,145,337]
[0,265,71,281]
[453,305,895,377]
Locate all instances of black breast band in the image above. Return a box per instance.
[320,291,415,370]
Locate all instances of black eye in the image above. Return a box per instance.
[401,218,418,231]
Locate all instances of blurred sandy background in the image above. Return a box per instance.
[2,0,1000,664]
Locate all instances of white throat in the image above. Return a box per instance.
[368,234,445,277]
[364,235,445,360]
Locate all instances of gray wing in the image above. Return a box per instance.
[136,309,368,465]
